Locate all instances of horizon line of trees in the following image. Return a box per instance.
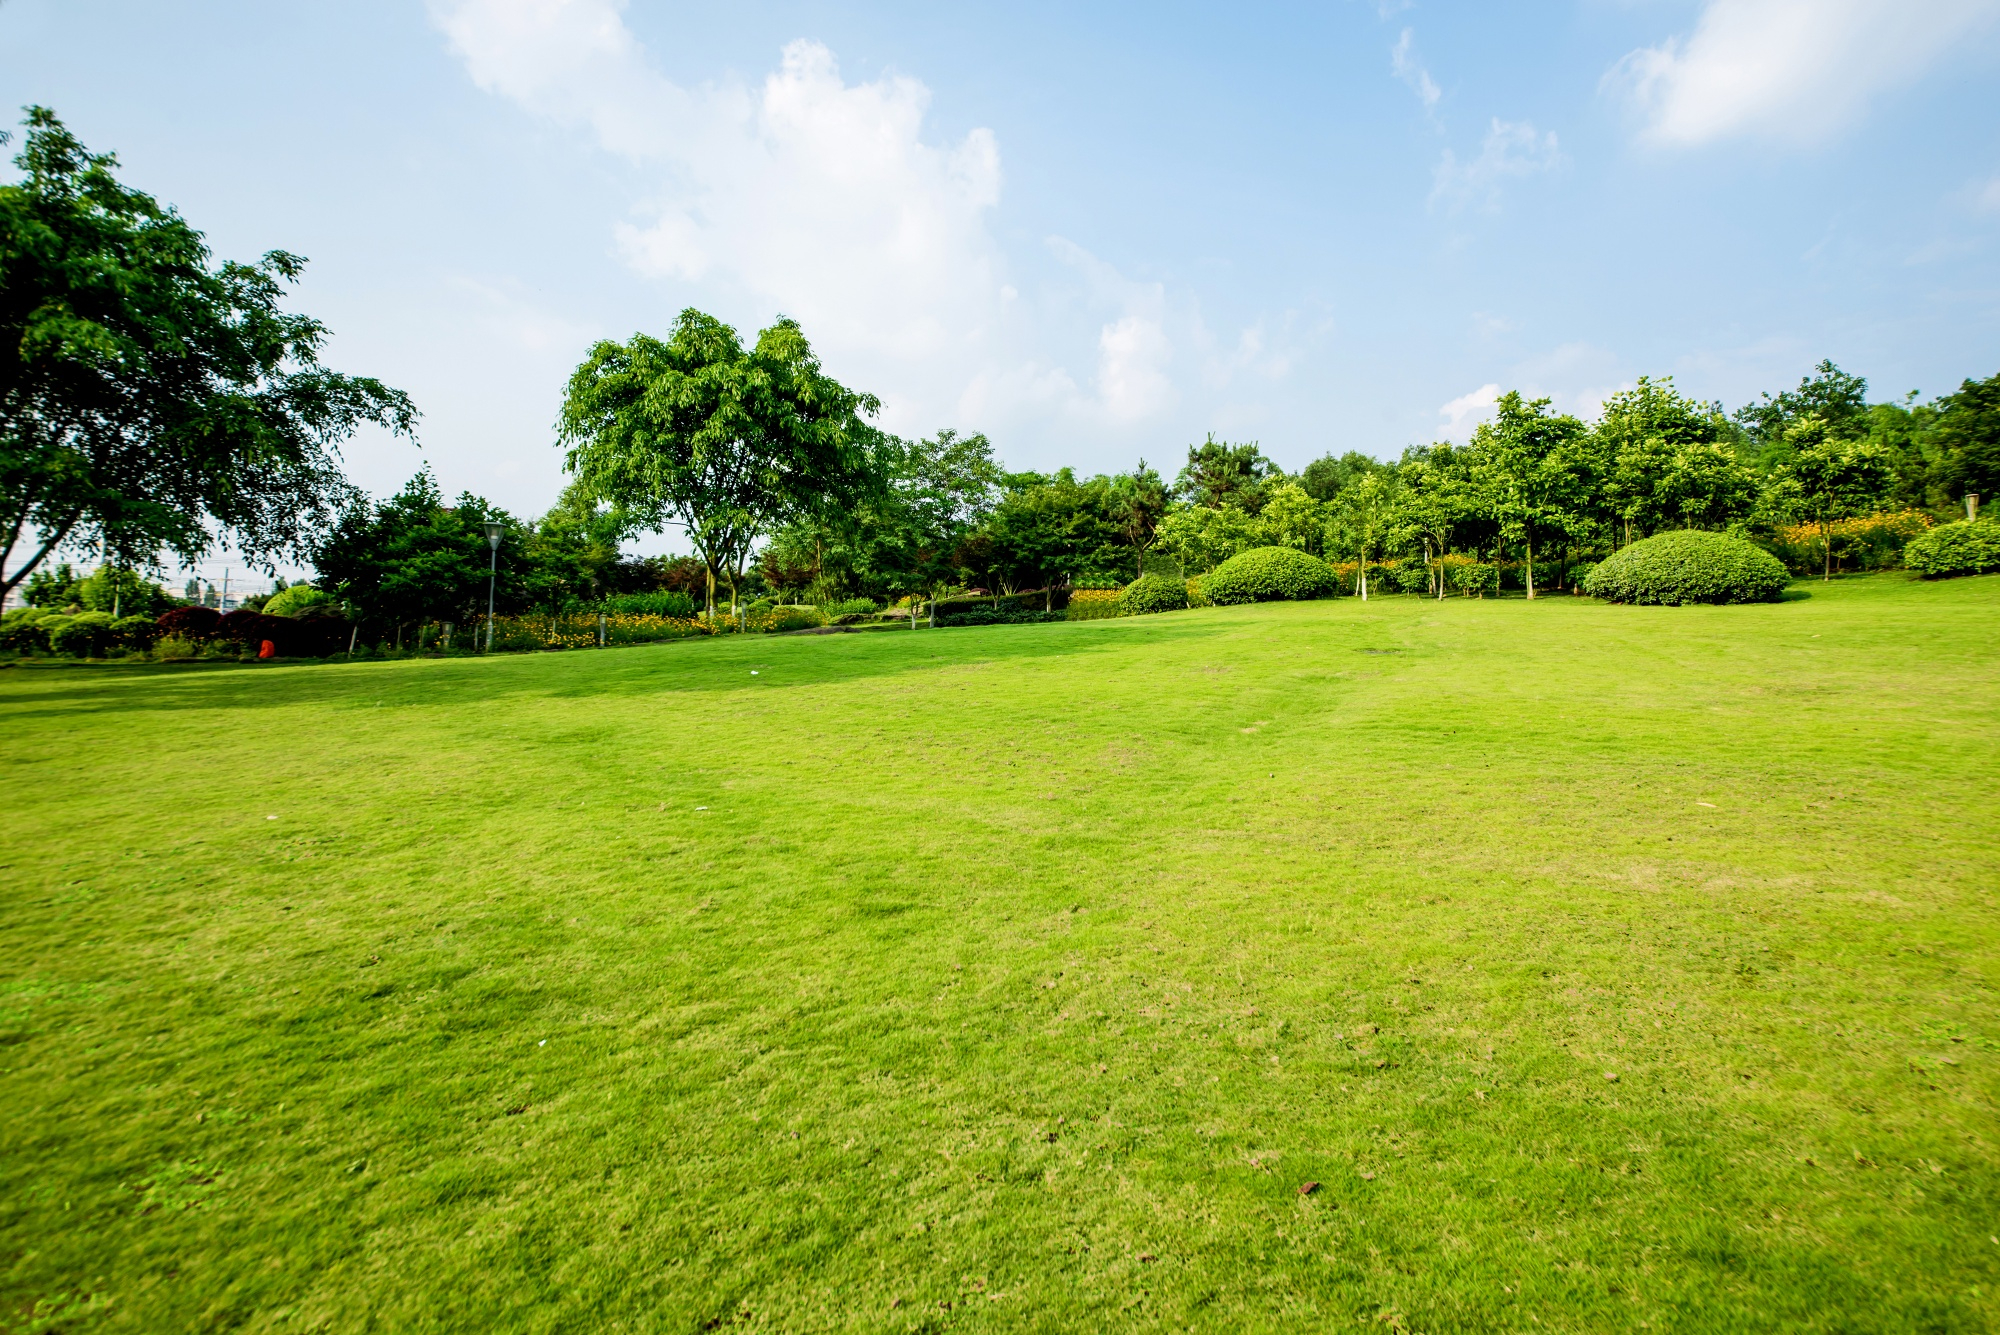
[6,104,1998,638]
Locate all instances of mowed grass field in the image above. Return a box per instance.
[3,575,1998,1334]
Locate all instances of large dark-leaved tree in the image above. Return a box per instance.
[557,308,881,617]
[0,108,416,604]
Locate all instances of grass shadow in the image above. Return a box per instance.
[0,612,1237,724]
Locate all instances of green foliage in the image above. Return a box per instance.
[1449,562,1499,598]
[1902,520,2000,578]
[22,562,81,607]
[821,597,877,618]
[1201,546,1340,605]
[0,108,416,606]
[1389,561,1431,594]
[1931,371,2000,505]
[1298,450,1386,503]
[1780,417,1896,580]
[48,610,114,655]
[1584,530,1790,605]
[0,607,53,650]
[112,614,160,648]
[1472,392,1592,595]
[1154,503,1262,574]
[312,470,511,634]
[1118,573,1188,615]
[757,606,828,632]
[263,584,339,618]
[604,590,698,618]
[1597,377,1753,536]
[558,308,882,616]
[1175,435,1278,511]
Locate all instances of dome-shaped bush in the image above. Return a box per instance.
[1119,573,1188,615]
[1583,530,1789,605]
[50,611,116,656]
[1903,519,2000,578]
[1201,546,1341,606]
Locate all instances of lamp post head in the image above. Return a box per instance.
[484,521,505,551]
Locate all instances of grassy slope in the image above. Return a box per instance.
[2,574,1997,1333]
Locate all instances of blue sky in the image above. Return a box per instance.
[6,0,2000,561]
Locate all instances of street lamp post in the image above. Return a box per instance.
[483,521,505,652]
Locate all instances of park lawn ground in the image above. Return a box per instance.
[2,575,1998,1334]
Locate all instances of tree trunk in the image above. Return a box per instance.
[705,565,717,619]
[1823,520,1833,581]
[1525,535,1535,601]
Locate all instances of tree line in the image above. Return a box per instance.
[5,107,1997,637]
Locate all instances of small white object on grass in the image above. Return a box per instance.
[1696,801,1717,808]
[539,1040,546,1047]
[266,815,278,820]
[751,670,759,675]
[696,806,709,811]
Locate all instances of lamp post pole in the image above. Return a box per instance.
[484,522,504,652]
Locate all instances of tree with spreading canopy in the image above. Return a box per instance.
[557,309,881,618]
[0,108,416,605]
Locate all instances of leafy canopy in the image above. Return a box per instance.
[0,108,416,602]
[557,309,881,613]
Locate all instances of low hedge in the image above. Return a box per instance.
[1902,519,2000,578]
[1119,574,1187,615]
[937,608,1065,628]
[1201,547,1340,605]
[1583,530,1789,605]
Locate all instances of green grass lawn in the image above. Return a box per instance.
[4,574,1998,1333]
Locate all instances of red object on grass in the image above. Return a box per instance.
[259,639,276,659]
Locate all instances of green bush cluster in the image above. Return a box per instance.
[1450,563,1499,598]
[1200,547,1340,605]
[1583,530,1790,605]
[1902,520,2000,578]
[1,606,168,657]
[821,597,877,619]
[1119,574,1188,615]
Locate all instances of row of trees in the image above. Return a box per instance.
[733,364,1996,607]
[4,109,1996,633]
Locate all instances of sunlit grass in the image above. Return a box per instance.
[3,573,1997,1332]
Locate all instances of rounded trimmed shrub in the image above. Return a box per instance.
[50,610,116,656]
[1201,546,1340,606]
[1119,573,1188,615]
[1903,519,2000,578]
[1584,530,1789,605]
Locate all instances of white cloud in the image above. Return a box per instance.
[429,0,1286,459]
[1391,30,1441,111]
[1438,383,1499,441]
[1608,0,2000,148]
[1431,120,1562,212]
